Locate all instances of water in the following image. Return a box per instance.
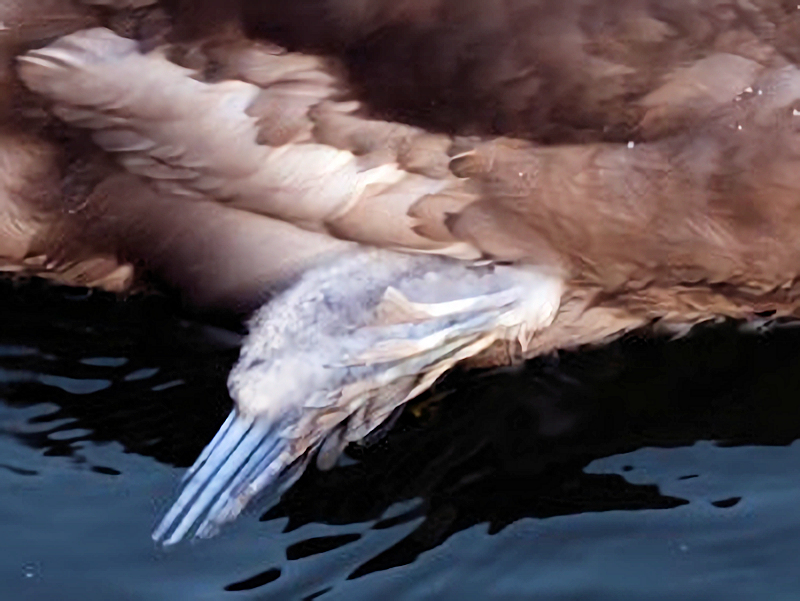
[2,278,800,600]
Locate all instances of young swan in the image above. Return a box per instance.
[18,28,566,544]
[20,20,800,543]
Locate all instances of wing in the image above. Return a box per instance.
[19,27,481,260]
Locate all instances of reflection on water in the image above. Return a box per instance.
[2,278,800,599]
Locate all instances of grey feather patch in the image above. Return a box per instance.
[154,249,563,544]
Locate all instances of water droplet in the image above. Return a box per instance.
[737,124,743,131]
[22,563,39,579]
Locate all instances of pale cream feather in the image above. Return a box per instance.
[18,27,483,259]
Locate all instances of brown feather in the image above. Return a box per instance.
[234,0,800,142]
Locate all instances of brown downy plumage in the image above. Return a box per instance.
[232,0,800,142]
[8,0,800,542]
[0,0,100,284]
[0,0,175,293]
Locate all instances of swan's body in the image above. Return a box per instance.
[5,0,800,542]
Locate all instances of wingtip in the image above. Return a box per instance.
[152,409,294,546]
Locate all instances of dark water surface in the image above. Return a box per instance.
[2,279,800,600]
